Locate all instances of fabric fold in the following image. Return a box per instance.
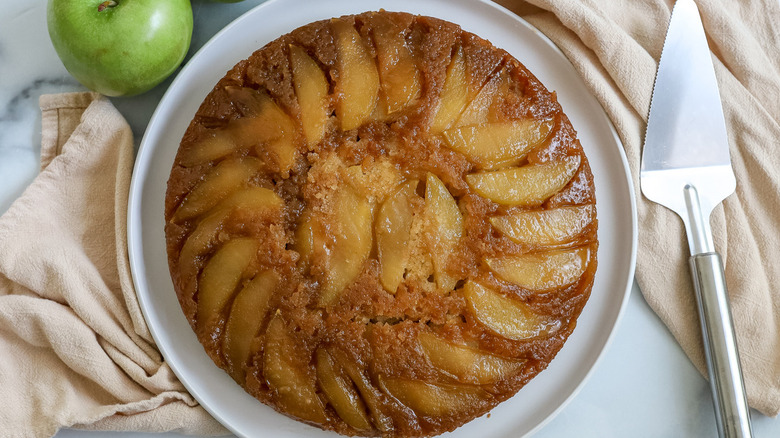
[0,92,227,437]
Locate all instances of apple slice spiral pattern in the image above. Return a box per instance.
[165,11,597,438]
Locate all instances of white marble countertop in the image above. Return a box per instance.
[2,1,778,437]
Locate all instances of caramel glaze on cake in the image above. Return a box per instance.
[164,11,598,437]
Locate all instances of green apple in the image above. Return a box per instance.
[47,0,193,97]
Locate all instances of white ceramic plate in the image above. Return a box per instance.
[127,0,637,436]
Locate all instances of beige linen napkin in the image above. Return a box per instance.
[0,92,227,437]
[497,0,780,416]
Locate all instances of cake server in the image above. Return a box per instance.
[640,0,753,437]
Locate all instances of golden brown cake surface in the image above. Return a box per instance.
[164,11,598,437]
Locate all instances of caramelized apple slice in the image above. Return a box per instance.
[223,270,280,383]
[228,85,300,145]
[343,164,372,197]
[371,14,421,114]
[443,119,554,170]
[181,87,299,169]
[196,238,259,328]
[178,187,283,290]
[179,209,231,287]
[172,157,264,222]
[486,247,590,291]
[289,45,329,146]
[315,349,372,431]
[342,159,404,203]
[223,85,270,117]
[490,205,594,246]
[425,173,463,291]
[294,211,318,271]
[329,348,393,433]
[378,375,492,417]
[264,315,327,424]
[180,131,237,167]
[454,73,500,127]
[319,185,374,306]
[332,18,380,131]
[224,87,299,176]
[376,180,419,293]
[238,118,295,177]
[266,136,298,178]
[463,280,560,340]
[429,47,468,134]
[487,73,513,122]
[466,156,580,206]
[418,331,524,384]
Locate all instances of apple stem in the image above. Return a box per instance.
[98,1,118,12]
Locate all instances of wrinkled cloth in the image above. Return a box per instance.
[0,92,228,437]
[497,0,780,416]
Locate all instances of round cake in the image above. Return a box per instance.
[165,11,598,437]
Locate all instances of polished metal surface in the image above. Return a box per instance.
[640,0,736,255]
[639,0,753,437]
[690,253,753,438]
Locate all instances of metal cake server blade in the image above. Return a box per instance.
[640,0,753,437]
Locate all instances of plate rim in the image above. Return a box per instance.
[127,0,638,436]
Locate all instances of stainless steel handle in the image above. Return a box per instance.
[689,253,753,438]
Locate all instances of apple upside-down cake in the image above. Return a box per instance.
[164,10,598,437]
